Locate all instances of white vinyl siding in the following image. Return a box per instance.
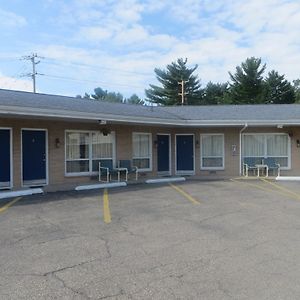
[201,134,224,170]
[242,133,290,168]
[65,131,115,175]
[132,132,152,171]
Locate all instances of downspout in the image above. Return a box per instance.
[239,123,248,176]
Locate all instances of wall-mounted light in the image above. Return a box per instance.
[153,140,158,147]
[195,140,200,147]
[289,131,294,138]
[297,139,300,148]
[55,138,61,148]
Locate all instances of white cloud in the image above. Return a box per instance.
[0,74,32,92]
[0,9,27,27]
[14,0,300,97]
[78,26,113,41]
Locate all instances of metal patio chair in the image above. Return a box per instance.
[243,157,261,177]
[263,157,280,177]
[99,160,118,182]
[118,160,139,181]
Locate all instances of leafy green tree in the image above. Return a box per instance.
[82,87,145,105]
[126,94,144,105]
[293,79,300,103]
[264,70,295,104]
[228,57,266,104]
[145,58,203,105]
[202,82,228,105]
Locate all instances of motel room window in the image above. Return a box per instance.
[65,131,115,175]
[91,132,114,172]
[132,132,152,171]
[201,134,224,169]
[242,134,290,168]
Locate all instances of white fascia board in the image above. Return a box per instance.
[2,105,300,127]
[0,105,180,125]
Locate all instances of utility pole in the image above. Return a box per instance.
[21,53,44,93]
[178,80,189,105]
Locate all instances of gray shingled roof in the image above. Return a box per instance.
[159,104,300,121]
[1,88,300,125]
[0,89,178,120]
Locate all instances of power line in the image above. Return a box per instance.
[21,53,44,93]
[41,73,146,89]
[42,57,153,77]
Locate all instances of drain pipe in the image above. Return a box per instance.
[239,123,248,176]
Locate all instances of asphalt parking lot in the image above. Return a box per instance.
[1,179,300,299]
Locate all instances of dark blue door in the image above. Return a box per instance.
[176,135,194,172]
[22,130,46,182]
[157,135,170,172]
[0,129,11,186]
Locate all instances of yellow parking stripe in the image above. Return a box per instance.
[230,178,283,195]
[169,183,200,204]
[103,188,111,224]
[0,197,22,213]
[260,178,300,201]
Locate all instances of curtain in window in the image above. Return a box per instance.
[202,135,223,157]
[92,133,113,158]
[201,135,224,168]
[133,134,150,157]
[66,132,89,160]
[133,133,151,169]
[243,135,264,156]
[266,135,288,156]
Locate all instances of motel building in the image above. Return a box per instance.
[0,88,300,195]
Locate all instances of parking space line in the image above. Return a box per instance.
[169,183,200,204]
[103,189,111,223]
[0,197,22,213]
[260,178,300,201]
[230,179,283,195]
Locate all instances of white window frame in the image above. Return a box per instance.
[65,130,116,176]
[200,133,225,170]
[132,132,152,172]
[242,133,291,170]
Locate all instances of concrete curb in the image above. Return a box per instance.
[0,188,43,199]
[75,182,127,191]
[146,177,186,184]
[276,176,300,181]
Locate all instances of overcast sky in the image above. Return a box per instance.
[0,0,300,98]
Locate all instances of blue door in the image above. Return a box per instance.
[157,135,170,172]
[0,129,11,188]
[22,130,47,184]
[176,135,194,173]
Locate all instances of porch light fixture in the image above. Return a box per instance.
[55,138,61,148]
[277,124,283,129]
[153,140,158,147]
[297,140,300,148]
[195,140,200,147]
[98,120,107,125]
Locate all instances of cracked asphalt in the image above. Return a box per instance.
[1,179,300,299]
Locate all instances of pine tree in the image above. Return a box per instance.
[264,70,295,104]
[228,57,266,104]
[202,82,228,105]
[145,58,203,105]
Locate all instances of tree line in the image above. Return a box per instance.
[81,57,300,106]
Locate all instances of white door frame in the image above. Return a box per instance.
[157,133,171,175]
[21,128,49,187]
[175,133,195,175]
[0,127,13,189]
